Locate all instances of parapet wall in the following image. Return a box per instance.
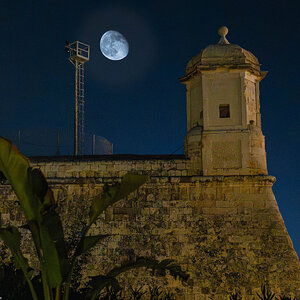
[30,154,190,179]
[0,156,299,299]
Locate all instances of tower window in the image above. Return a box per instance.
[200,111,203,119]
[219,104,230,118]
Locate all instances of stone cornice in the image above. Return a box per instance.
[0,175,276,187]
[179,65,267,83]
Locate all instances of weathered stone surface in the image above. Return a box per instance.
[0,165,299,299]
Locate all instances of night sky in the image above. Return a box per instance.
[1,1,299,255]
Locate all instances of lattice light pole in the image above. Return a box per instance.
[65,41,90,155]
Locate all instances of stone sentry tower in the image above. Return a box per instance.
[177,26,300,297]
[181,26,267,176]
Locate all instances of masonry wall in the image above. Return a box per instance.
[0,157,299,299]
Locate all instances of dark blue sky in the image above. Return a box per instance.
[1,1,299,255]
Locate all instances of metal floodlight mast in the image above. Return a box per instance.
[65,41,90,155]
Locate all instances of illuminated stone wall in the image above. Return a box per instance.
[0,157,299,299]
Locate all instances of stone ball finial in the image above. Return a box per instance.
[217,26,229,45]
[218,26,228,38]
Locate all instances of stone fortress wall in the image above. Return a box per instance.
[1,156,299,299]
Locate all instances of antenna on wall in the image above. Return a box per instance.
[65,41,90,155]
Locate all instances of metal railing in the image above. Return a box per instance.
[4,129,113,156]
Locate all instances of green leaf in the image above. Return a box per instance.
[107,257,189,283]
[0,137,66,287]
[86,258,188,300]
[0,226,21,252]
[40,210,70,286]
[0,137,55,222]
[29,221,42,250]
[0,226,39,300]
[28,168,55,215]
[39,223,62,287]
[27,167,55,216]
[0,226,31,276]
[87,275,120,300]
[29,168,48,199]
[74,234,110,257]
[89,173,148,225]
[0,137,41,221]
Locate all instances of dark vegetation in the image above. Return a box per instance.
[0,266,297,300]
[0,137,188,300]
[227,285,298,300]
[0,261,176,299]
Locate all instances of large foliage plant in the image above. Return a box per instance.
[0,137,188,300]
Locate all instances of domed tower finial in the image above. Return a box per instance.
[218,26,230,45]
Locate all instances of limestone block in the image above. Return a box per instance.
[86,170,95,177]
[96,164,107,171]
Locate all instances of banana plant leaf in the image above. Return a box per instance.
[86,275,121,300]
[107,257,189,282]
[86,257,189,299]
[29,168,55,215]
[0,137,67,287]
[0,226,32,278]
[89,173,148,225]
[0,137,41,221]
[40,210,70,285]
[74,234,110,257]
[26,221,42,251]
[0,226,39,300]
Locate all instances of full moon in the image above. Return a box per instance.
[100,30,129,61]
